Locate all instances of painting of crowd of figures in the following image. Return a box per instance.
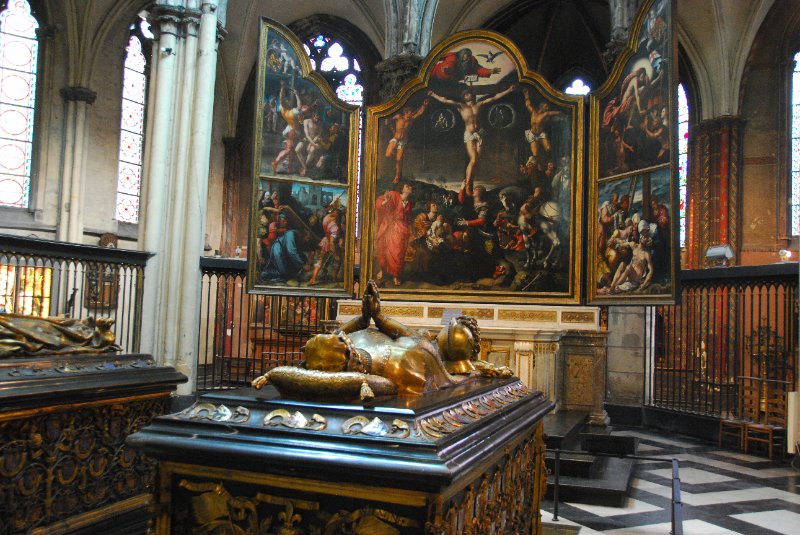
[589,0,678,304]
[247,18,359,297]
[362,31,584,303]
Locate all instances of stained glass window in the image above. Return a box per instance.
[115,19,150,224]
[564,78,590,95]
[0,0,39,208]
[791,51,800,235]
[0,264,51,316]
[303,33,365,234]
[678,83,689,247]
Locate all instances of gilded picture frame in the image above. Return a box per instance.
[588,0,679,304]
[361,30,584,303]
[247,19,359,297]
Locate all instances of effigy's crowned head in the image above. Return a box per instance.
[303,333,355,373]
[437,315,481,374]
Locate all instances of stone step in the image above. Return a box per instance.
[543,410,589,449]
[580,432,638,455]
[545,450,595,478]
[546,456,636,507]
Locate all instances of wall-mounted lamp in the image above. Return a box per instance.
[160,47,174,56]
[705,244,734,267]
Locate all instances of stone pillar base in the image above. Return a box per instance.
[558,331,609,423]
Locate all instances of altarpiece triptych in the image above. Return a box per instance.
[247,0,678,306]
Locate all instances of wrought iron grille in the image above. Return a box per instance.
[647,264,798,417]
[197,257,339,391]
[0,234,150,354]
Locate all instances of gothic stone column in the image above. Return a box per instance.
[57,86,96,242]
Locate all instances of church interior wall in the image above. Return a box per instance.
[3,0,795,265]
[0,0,796,410]
[84,25,130,238]
[606,306,647,406]
[739,0,800,264]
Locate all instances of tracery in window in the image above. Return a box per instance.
[115,17,151,224]
[303,33,364,234]
[564,78,591,95]
[791,51,800,235]
[678,83,689,247]
[0,0,39,208]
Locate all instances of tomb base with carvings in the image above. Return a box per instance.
[128,378,554,534]
[0,353,186,535]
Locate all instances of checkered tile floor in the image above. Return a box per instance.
[541,428,800,534]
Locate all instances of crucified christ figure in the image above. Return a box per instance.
[427,84,516,195]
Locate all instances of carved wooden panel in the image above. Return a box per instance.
[565,354,595,407]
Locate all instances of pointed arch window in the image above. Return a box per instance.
[790,51,800,235]
[302,35,364,103]
[678,83,689,247]
[564,78,591,96]
[115,15,152,224]
[0,0,39,208]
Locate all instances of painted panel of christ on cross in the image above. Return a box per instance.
[362,32,584,303]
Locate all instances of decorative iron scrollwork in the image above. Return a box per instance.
[263,409,326,431]
[181,402,251,424]
[341,416,410,438]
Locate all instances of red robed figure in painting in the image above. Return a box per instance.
[375,184,413,286]
[431,48,500,82]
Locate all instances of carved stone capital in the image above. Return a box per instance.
[201,2,218,15]
[60,86,97,104]
[603,38,628,70]
[182,11,202,38]
[149,6,183,38]
[375,53,423,102]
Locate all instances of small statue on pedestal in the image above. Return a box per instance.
[252,280,512,401]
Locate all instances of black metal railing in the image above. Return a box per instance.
[0,234,152,353]
[648,263,798,417]
[197,257,339,391]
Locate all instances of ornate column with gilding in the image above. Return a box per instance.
[57,86,96,242]
[558,329,610,426]
[685,116,745,268]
